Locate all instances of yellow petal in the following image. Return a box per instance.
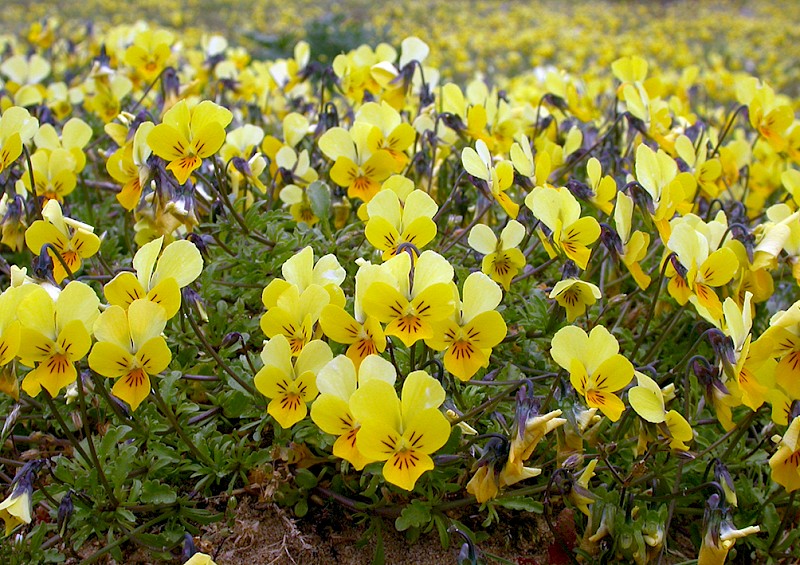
[136,337,172,375]
[56,281,99,333]
[151,239,203,288]
[310,394,353,435]
[89,341,134,378]
[147,278,182,319]
[444,341,488,381]
[104,272,146,310]
[148,123,189,161]
[111,368,151,411]
[319,305,361,345]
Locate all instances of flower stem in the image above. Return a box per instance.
[150,384,215,467]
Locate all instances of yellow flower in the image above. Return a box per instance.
[103,236,203,319]
[106,122,154,210]
[260,284,329,356]
[20,148,77,202]
[0,106,38,174]
[362,250,455,347]
[17,281,99,397]
[525,186,600,270]
[254,336,332,429]
[25,200,101,283]
[320,264,385,369]
[148,99,233,185]
[665,221,738,321]
[88,300,172,411]
[356,101,416,172]
[628,372,693,451]
[467,220,526,291]
[364,189,438,260]
[770,415,800,492]
[33,117,93,173]
[0,480,32,537]
[462,139,519,218]
[613,192,651,290]
[350,370,450,491]
[584,158,617,215]
[310,355,396,470]
[426,272,507,381]
[549,278,601,323]
[318,124,395,203]
[551,325,633,421]
[124,28,174,83]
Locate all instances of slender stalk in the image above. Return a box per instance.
[151,384,214,467]
[181,302,256,396]
[75,375,119,507]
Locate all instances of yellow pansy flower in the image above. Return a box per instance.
[33,118,93,173]
[261,246,346,311]
[25,200,101,283]
[88,300,172,411]
[0,106,38,174]
[462,139,518,218]
[551,325,633,421]
[319,263,385,369]
[468,220,526,291]
[0,478,32,537]
[350,370,450,491]
[356,101,416,172]
[613,192,651,290]
[364,189,437,260]
[318,124,395,203]
[103,236,203,319]
[628,372,693,451]
[254,335,332,429]
[20,148,77,202]
[148,99,233,185]
[17,281,99,397]
[362,250,455,347]
[549,278,601,323]
[106,122,154,210]
[310,355,396,470]
[427,272,507,381]
[525,186,600,270]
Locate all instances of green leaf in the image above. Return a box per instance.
[97,425,132,461]
[493,496,544,513]
[308,180,332,219]
[294,468,318,490]
[294,498,308,518]
[140,480,177,505]
[372,520,385,565]
[395,500,432,531]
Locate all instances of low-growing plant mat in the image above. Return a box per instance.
[1,2,800,565]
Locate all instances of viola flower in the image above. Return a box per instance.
[25,200,101,283]
[666,221,738,321]
[254,335,332,429]
[427,272,507,381]
[148,99,233,185]
[550,325,634,421]
[0,106,38,174]
[698,494,760,565]
[124,28,174,84]
[462,139,519,218]
[104,236,203,319]
[613,192,651,290]
[468,220,526,291]
[362,250,455,347]
[584,157,617,215]
[106,122,154,210]
[88,299,171,411]
[674,134,722,200]
[525,186,600,270]
[364,189,438,260]
[320,264,386,369]
[260,284,330,355]
[350,370,451,491]
[549,278,602,322]
[628,372,693,451]
[318,124,395,203]
[33,118,93,173]
[634,144,694,240]
[0,473,32,537]
[20,148,77,202]
[17,281,99,397]
[770,414,800,492]
[310,355,396,470]
[261,246,346,311]
[356,101,416,172]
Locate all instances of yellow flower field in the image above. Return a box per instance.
[0,1,799,563]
